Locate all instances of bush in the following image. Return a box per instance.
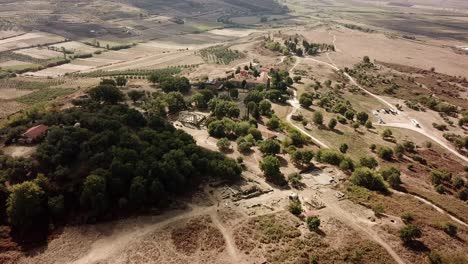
[306,216,321,231]
[401,212,414,224]
[328,118,337,130]
[217,138,231,152]
[313,111,323,126]
[442,222,458,237]
[359,156,378,169]
[315,149,344,166]
[381,128,393,139]
[399,224,422,243]
[288,173,303,189]
[259,139,281,155]
[377,146,393,160]
[350,167,388,193]
[339,143,348,153]
[380,166,401,188]
[288,200,302,216]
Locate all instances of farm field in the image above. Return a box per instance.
[0,32,65,52]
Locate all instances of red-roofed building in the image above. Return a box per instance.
[20,124,48,144]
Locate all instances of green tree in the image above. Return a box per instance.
[259,139,281,155]
[351,167,388,192]
[365,120,373,129]
[165,92,186,113]
[313,111,323,126]
[127,90,145,103]
[88,85,124,104]
[260,155,285,185]
[80,174,108,217]
[129,176,147,208]
[266,115,281,130]
[328,118,337,130]
[356,112,369,124]
[345,111,355,120]
[380,167,401,188]
[258,99,272,116]
[115,76,127,87]
[229,88,239,99]
[217,138,231,152]
[377,146,394,161]
[48,195,65,221]
[7,181,45,231]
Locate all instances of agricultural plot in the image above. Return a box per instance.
[13,47,63,59]
[0,32,65,52]
[198,46,245,65]
[49,41,104,55]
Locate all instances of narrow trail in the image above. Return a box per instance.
[300,31,468,164]
[210,211,243,263]
[322,200,406,264]
[70,206,213,264]
[287,58,329,148]
[392,189,468,228]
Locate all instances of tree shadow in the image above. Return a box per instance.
[315,229,327,237]
[404,240,430,252]
[330,128,343,135]
[277,155,289,167]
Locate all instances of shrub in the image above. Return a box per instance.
[328,118,337,130]
[456,188,468,201]
[399,224,422,243]
[316,149,344,166]
[217,138,231,152]
[442,222,458,237]
[339,143,348,153]
[401,212,414,224]
[288,173,303,189]
[377,146,393,160]
[435,184,445,194]
[313,111,323,126]
[380,166,401,188]
[359,156,378,169]
[306,216,321,231]
[288,200,302,216]
[381,128,393,139]
[259,139,281,155]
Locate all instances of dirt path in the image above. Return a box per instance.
[299,37,468,164]
[321,195,406,264]
[209,211,243,263]
[379,122,468,163]
[70,206,213,264]
[392,189,468,228]
[286,58,330,148]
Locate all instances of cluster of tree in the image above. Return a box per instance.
[208,118,259,139]
[264,37,289,55]
[302,40,335,55]
[430,169,468,201]
[315,149,354,172]
[442,133,468,152]
[1,102,241,235]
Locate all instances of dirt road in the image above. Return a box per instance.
[286,58,330,148]
[295,45,468,164]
